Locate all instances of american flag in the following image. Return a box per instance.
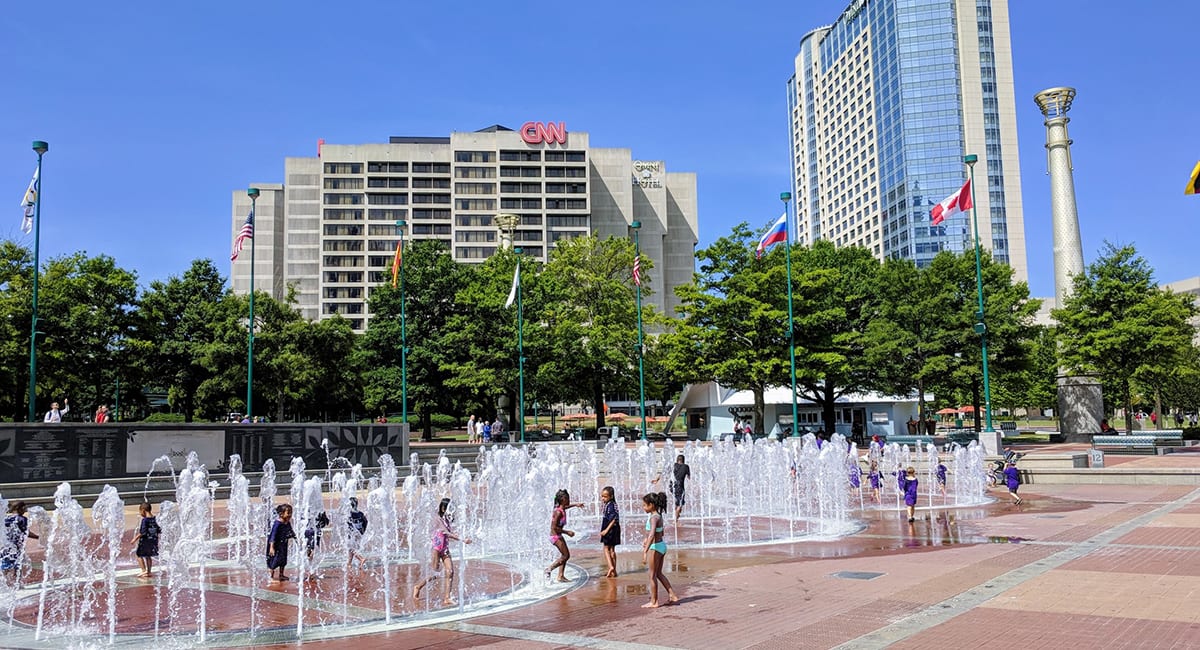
[231,208,254,261]
[633,253,642,287]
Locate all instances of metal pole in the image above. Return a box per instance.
[398,220,408,429]
[515,249,525,443]
[780,193,799,436]
[27,141,47,422]
[964,156,995,434]
[246,188,259,420]
[632,222,647,440]
[114,377,119,422]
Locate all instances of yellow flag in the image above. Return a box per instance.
[1186,161,1200,195]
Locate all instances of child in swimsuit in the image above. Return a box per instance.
[640,492,678,608]
[412,497,471,606]
[545,489,584,583]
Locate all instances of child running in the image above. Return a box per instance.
[2,501,38,584]
[545,489,583,582]
[640,492,678,608]
[1004,462,1023,505]
[869,461,882,503]
[599,486,621,578]
[899,466,919,522]
[652,455,691,521]
[347,497,368,569]
[412,497,472,606]
[130,502,161,578]
[936,462,948,497]
[267,504,296,582]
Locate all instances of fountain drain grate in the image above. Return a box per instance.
[831,571,884,580]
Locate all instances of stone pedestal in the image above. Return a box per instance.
[1057,374,1102,442]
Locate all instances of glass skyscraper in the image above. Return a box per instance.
[787,0,1027,280]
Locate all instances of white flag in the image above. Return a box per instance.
[504,264,520,308]
[20,166,38,235]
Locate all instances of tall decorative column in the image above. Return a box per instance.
[1034,87,1102,440]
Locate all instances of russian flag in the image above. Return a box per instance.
[930,179,972,225]
[756,212,788,258]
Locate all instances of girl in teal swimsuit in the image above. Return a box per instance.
[641,492,679,608]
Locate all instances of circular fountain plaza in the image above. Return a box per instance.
[0,434,989,648]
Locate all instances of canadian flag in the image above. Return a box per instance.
[930,179,972,225]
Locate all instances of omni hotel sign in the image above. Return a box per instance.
[520,121,568,145]
[633,160,663,189]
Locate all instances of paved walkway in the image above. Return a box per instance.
[244,480,1200,649]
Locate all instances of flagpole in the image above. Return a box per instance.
[26,141,48,422]
[963,155,996,447]
[396,219,408,430]
[514,248,525,443]
[632,221,647,441]
[246,187,259,421]
[780,193,799,437]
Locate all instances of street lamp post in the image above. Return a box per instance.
[245,187,259,421]
[396,220,408,430]
[26,140,48,422]
[963,155,998,453]
[631,221,647,440]
[780,192,799,436]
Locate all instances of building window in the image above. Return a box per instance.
[455,182,496,194]
[411,208,452,220]
[323,271,363,283]
[367,224,400,236]
[544,151,565,162]
[323,209,363,221]
[368,162,408,173]
[324,193,363,205]
[456,214,494,227]
[455,198,496,211]
[323,224,363,236]
[455,166,497,178]
[548,215,589,227]
[500,150,540,161]
[367,239,399,251]
[454,151,495,163]
[565,151,586,162]
[323,240,363,252]
[456,231,497,242]
[455,246,497,259]
[367,194,409,205]
[513,230,542,242]
[323,255,363,266]
[368,177,408,188]
[411,178,451,189]
[411,193,451,204]
[324,287,363,299]
[324,162,362,174]
[367,208,407,220]
[324,178,364,189]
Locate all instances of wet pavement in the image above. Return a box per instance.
[5,446,1200,648]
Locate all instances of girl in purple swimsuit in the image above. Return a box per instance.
[412,497,471,606]
[545,489,583,583]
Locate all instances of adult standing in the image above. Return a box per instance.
[94,405,110,423]
[467,414,477,444]
[43,398,69,423]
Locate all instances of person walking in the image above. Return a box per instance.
[640,492,678,608]
[411,497,472,606]
[131,502,161,578]
[544,489,583,582]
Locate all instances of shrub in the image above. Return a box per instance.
[143,412,187,423]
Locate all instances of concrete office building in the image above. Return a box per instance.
[787,0,1028,281]
[232,124,698,331]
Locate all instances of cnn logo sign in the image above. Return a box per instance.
[520,121,567,145]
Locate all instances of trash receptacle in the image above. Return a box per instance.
[508,432,518,444]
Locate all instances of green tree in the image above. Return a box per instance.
[536,235,641,431]
[132,259,228,421]
[663,224,788,433]
[0,241,34,420]
[789,240,887,434]
[359,240,468,438]
[919,250,1039,431]
[1053,243,1197,434]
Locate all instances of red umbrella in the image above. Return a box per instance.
[607,412,628,420]
[959,405,977,413]
[561,413,589,421]
[935,407,958,415]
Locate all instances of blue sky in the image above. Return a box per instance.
[1,0,1195,299]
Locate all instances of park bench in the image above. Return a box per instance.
[887,435,935,448]
[999,421,1018,437]
[1092,430,1183,455]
